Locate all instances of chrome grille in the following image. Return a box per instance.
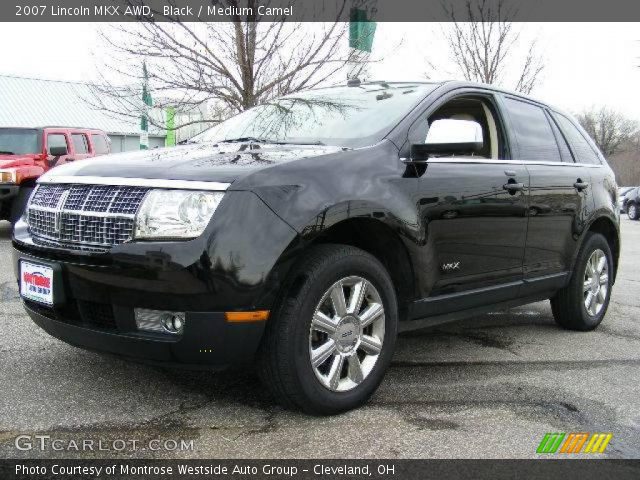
[27,184,148,251]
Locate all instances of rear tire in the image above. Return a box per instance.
[257,244,398,415]
[551,233,613,331]
[628,203,639,220]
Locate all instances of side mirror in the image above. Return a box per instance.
[47,145,68,167]
[407,142,484,163]
[405,118,484,163]
[49,145,68,157]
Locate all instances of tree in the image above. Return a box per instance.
[438,0,544,94]
[576,107,638,156]
[89,0,370,131]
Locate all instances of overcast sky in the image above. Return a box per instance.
[1,22,639,119]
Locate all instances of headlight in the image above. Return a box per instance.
[0,169,17,184]
[134,189,224,239]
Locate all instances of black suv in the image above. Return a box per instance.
[622,186,639,220]
[13,81,619,414]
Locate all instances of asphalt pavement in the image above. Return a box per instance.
[1,218,639,459]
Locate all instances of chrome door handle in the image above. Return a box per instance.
[503,182,525,192]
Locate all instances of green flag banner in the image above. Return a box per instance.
[349,7,376,53]
[165,107,176,147]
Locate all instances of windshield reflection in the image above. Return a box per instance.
[194,83,436,148]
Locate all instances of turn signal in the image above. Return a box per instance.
[225,311,270,323]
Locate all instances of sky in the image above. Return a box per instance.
[1,22,639,120]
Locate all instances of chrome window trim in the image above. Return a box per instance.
[38,176,231,191]
[424,158,603,168]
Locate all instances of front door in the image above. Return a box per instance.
[45,132,72,167]
[409,93,530,319]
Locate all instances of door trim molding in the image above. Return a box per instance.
[426,158,602,168]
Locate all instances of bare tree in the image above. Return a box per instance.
[438,0,544,94]
[577,107,638,156]
[88,0,371,131]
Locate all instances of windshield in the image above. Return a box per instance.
[193,83,437,148]
[0,128,41,155]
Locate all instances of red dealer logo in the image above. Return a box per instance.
[23,272,51,289]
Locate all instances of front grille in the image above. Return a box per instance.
[76,300,117,329]
[27,184,148,251]
[24,299,117,330]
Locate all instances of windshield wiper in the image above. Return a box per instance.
[220,137,326,146]
[0,150,15,155]
[220,137,280,144]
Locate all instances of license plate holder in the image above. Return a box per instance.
[20,261,55,306]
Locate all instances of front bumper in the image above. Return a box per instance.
[14,248,267,368]
[0,184,19,200]
[13,248,265,369]
[23,301,265,369]
[0,184,19,218]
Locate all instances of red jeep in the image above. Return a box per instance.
[0,127,111,222]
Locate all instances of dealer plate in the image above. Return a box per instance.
[20,261,54,305]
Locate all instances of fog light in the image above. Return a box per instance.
[162,313,184,333]
[135,308,185,335]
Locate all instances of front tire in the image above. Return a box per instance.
[257,244,398,415]
[551,233,613,331]
[628,203,639,220]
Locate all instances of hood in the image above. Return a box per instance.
[0,154,39,169]
[41,142,344,184]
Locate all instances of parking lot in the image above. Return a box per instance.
[0,218,639,459]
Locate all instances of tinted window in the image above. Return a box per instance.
[553,113,602,165]
[504,98,561,162]
[547,113,574,162]
[91,134,109,155]
[47,134,67,154]
[71,134,89,154]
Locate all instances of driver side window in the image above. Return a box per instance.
[425,118,483,144]
[420,96,504,159]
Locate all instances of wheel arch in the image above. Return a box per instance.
[580,215,620,283]
[281,217,416,322]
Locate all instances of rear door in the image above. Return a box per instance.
[500,96,592,294]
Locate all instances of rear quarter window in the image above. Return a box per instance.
[552,112,602,165]
[503,97,562,162]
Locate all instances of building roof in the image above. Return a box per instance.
[0,75,165,137]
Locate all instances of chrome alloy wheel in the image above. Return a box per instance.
[583,249,609,317]
[309,276,385,392]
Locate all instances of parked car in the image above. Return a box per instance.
[623,186,640,220]
[0,127,110,222]
[13,81,619,414]
[618,186,635,213]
